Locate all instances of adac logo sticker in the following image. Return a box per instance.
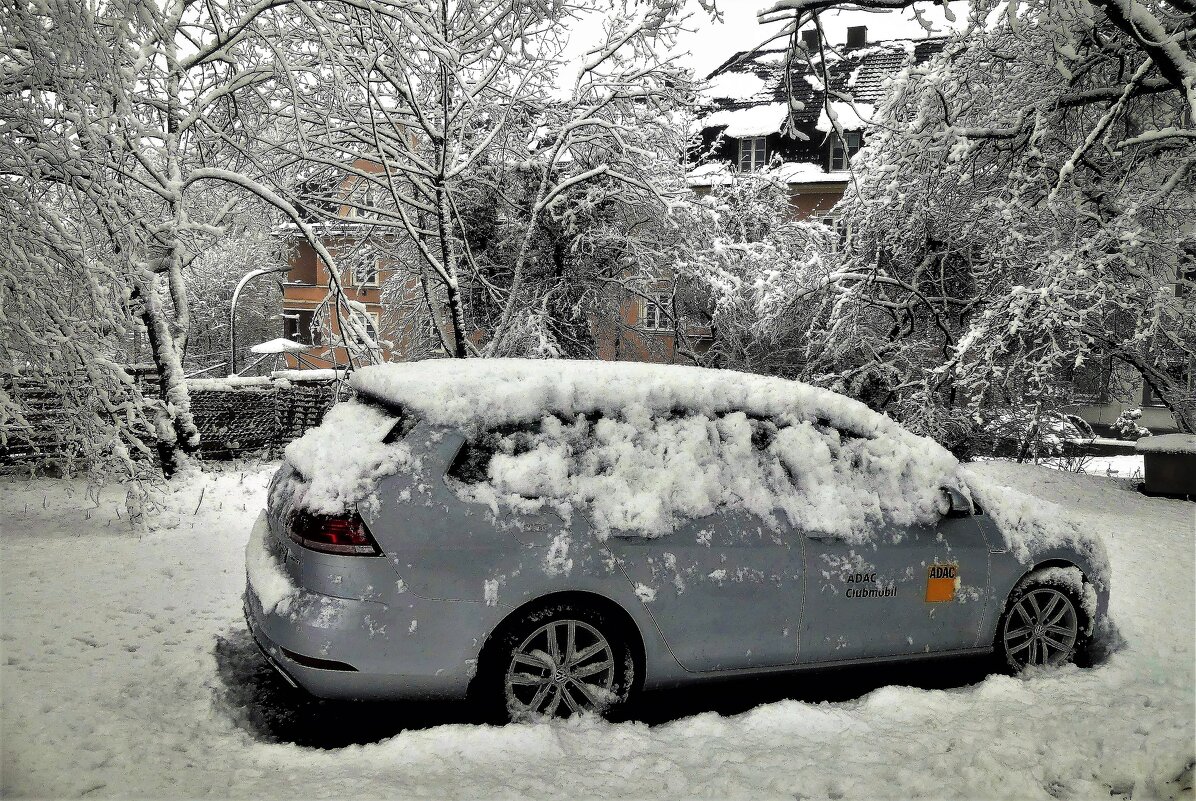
[925,563,959,603]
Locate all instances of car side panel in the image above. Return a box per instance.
[608,510,805,672]
[800,514,992,662]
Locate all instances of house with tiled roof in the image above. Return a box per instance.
[689,27,947,221]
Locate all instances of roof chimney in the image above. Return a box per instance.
[846,25,867,49]
[800,29,820,52]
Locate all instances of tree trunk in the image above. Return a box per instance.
[136,273,199,477]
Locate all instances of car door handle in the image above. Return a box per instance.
[807,534,846,543]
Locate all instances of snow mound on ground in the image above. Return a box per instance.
[283,399,416,514]
[963,466,1111,590]
[354,360,965,540]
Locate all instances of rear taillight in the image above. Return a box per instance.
[286,510,381,556]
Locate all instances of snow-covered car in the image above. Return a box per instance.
[244,360,1110,720]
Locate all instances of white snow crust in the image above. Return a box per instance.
[352,360,965,541]
[250,338,310,355]
[1134,433,1196,454]
[244,511,297,615]
[283,399,416,514]
[814,101,876,132]
[686,161,850,187]
[704,71,767,101]
[700,102,789,137]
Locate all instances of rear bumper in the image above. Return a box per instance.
[243,511,479,701]
[243,582,475,701]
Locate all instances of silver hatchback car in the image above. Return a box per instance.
[244,360,1109,720]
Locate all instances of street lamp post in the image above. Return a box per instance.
[229,267,291,376]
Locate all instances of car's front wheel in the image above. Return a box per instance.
[479,602,635,722]
[998,575,1086,671]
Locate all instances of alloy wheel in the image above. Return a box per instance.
[1002,587,1080,669]
[504,618,616,718]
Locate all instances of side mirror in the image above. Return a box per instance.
[941,487,973,518]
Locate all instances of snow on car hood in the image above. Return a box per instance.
[963,465,1111,590]
[347,360,967,541]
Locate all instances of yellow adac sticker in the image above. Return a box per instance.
[925,563,959,603]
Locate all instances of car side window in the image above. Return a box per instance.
[445,421,544,485]
[446,439,495,484]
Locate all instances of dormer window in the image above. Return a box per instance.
[738,136,767,171]
[830,132,862,171]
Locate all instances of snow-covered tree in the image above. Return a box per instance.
[1,0,379,475]
[278,0,701,358]
[758,0,1195,438]
[670,172,836,374]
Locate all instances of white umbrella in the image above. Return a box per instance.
[249,338,310,355]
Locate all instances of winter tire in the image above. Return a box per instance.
[479,601,636,722]
[997,573,1088,672]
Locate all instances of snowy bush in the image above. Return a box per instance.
[1112,409,1151,441]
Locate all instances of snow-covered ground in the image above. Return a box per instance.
[1,460,1192,799]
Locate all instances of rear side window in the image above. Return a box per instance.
[446,421,545,485]
[350,396,416,443]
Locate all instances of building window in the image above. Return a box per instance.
[289,243,317,285]
[283,309,321,346]
[351,260,380,287]
[819,215,849,251]
[1178,243,1195,297]
[738,136,767,171]
[830,131,862,171]
[640,293,671,332]
[353,310,381,346]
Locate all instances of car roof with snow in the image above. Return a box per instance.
[351,359,912,437]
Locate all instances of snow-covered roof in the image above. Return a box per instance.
[328,359,967,540]
[352,359,909,439]
[814,101,877,133]
[700,102,790,138]
[1135,434,1196,455]
[250,338,311,355]
[697,37,946,136]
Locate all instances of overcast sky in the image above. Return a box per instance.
[673,1,964,78]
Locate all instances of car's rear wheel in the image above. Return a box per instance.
[998,580,1083,671]
[480,602,635,722]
